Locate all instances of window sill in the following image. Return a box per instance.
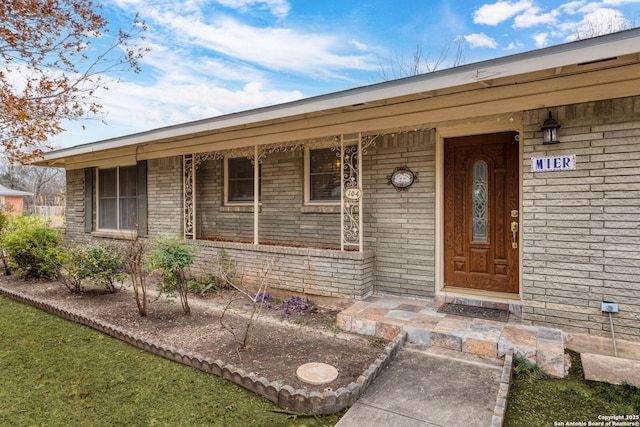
[301,204,340,214]
[220,204,262,213]
[91,230,138,240]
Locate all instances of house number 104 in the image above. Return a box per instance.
[345,188,362,201]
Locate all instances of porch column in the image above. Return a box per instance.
[341,133,363,252]
[183,154,196,240]
[254,144,259,245]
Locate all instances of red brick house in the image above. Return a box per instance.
[0,184,32,216]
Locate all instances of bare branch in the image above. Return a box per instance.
[376,36,467,82]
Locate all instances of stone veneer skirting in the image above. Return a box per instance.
[0,285,405,415]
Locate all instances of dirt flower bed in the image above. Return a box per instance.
[0,274,387,392]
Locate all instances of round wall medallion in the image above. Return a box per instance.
[388,166,416,191]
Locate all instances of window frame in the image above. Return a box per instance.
[224,156,261,205]
[304,146,344,205]
[96,164,138,231]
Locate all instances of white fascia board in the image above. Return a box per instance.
[0,189,33,196]
[44,28,640,162]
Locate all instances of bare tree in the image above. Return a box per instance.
[573,11,634,40]
[123,237,150,317]
[25,166,65,206]
[0,158,65,207]
[219,257,276,356]
[377,36,466,81]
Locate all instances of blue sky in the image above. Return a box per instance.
[52,0,640,148]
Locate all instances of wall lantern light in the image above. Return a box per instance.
[541,111,561,144]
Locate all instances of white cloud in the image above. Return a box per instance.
[139,42,265,85]
[137,5,377,78]
[216,0,291,19]
[514,7,560,27]
[533,32,549,47]
[505,41,525,50]
[76,76,305,137]
[576,7,630,35]
[349,40,369,51]
[602,0,640,6]
[561,7,630,41]
[464,32,498,48]
[560,1,588,15]
[117,50,304,117]
[51,0,383,146]
[473,0,533,25]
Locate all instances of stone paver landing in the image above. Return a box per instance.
[338,295,567,378]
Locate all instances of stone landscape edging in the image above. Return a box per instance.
[491,350,513,427]
[0,285,407,415]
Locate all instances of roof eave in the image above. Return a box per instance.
[41,27,640,164]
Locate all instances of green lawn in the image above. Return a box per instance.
[0,295,342,427]
[505,350,640,427]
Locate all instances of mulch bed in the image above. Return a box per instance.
[0,274,387,392]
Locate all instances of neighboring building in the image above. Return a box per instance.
[37,29,640,342]
[0,184,32,216]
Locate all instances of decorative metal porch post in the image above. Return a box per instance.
[183,154,196,240]
[341,133,363,252]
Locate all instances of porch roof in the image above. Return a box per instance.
[0,184,32,197]
[38,27,640,168]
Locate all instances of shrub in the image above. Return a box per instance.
[213,248,236,289]
[147,238,194,315]
[1,216,63,279]
[187,250,238,296]
[512,353,550,380]
[59,247,87,293]
[0,208,9,275]
[0,208,7,233]
[122,238,149,316]
[60,243,126,293]
[187,275,218,296]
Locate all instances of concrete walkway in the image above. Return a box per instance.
[336,345,504,427]
[335,295,567,426]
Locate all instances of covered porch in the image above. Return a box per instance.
[182,133,376,250]
[181,132,384,303]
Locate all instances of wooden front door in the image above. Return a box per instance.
[444,132,519,294]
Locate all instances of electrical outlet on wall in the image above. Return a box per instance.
[601,302,619,313]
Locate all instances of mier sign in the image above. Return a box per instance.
[531,154,576,172]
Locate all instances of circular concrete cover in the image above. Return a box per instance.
[296,362,339,385]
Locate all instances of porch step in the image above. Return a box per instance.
[337,295,567,378]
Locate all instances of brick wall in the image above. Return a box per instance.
[362,130,436,298]
[65,168,90,243]
[190,132,435,299]
[3,196,24,216]
[190,240,375,307]
[196,151,341,248]
[148,156,183,237]
[522,96,640,341]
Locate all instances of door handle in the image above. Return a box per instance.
[511,222,518,249]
